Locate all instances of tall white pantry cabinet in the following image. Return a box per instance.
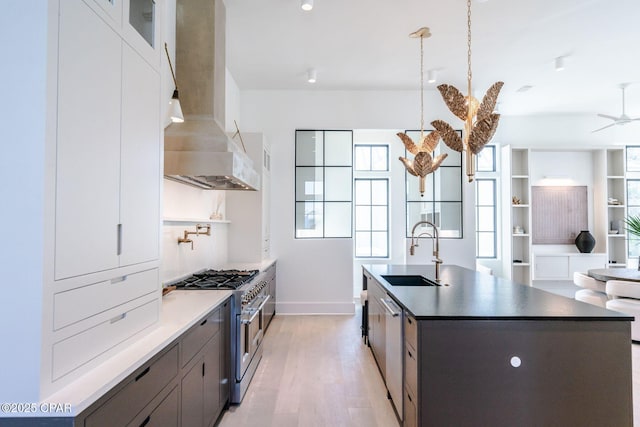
[1,0,163,403]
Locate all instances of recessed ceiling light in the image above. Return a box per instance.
[517,85,533,93]
[555,56,565,71]
[301,0,313,11]
[307,69,317,83]
[427,69,437,84]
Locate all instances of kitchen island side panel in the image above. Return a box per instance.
[418,319,632,427]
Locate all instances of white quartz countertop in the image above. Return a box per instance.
[41,290,233,417]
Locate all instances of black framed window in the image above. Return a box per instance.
[355,179,389,257]
[404,130,463,238]
[355,144,389,171]
[476,178,497,258]
[295,130,353,238]
[627,179,640,256]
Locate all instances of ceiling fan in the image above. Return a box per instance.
[592,83,640,133]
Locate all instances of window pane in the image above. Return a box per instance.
[325,131,353,166]
[476,180,495,205]
[324,202,352,237]
[477,232,495,258]
[435,167,462,201]
[355,146,371,171]
[295,167,323,201]
[627,147,640,172]
[476,146,496,172]
[371,206,387,230]
[371,232,388,257]
[295,202,323,238]
[407,172,435,201]
[296,131,323,165]
[628,180,640,205]
[371,146,388,171]
[437,202,462,237]
[477,207,495,232]
[355,206,371,230]
[355,232,371,257]
[371,180,388,205]
[355,180,371,205]
[325,167,352,201]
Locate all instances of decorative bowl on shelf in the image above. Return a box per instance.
[609,230,619,234]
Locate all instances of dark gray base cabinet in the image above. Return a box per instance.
[72,297,231,427]
[409,319,633,427]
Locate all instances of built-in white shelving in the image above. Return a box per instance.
[605,148,627,267]
[502,146,531,285]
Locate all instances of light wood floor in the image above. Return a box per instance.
[219,310,640,427]
[218,311,399,427]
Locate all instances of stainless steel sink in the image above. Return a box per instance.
[381,275,441,286]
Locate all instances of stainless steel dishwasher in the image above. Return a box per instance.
[380,294,403,420]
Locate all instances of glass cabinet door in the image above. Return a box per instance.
[129,0,155,48]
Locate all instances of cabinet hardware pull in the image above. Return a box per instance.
[407,393,412,402]
[110,275,127,284]
[408,350,413,359]
[116,224,122,256]
[408,317,413,325]
[139,415,151,427]
[380,297,400,317]
[135,367,150,382]
[110,313,126,324]
[202,362,205,377]
[200,319,208,326]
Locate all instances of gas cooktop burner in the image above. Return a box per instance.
[173,269,259,290]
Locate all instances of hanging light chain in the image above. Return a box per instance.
[420,34,425,139]
[467,0,472,96]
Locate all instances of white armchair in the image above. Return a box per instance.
[573,272,608,308]
[605,280,640,342]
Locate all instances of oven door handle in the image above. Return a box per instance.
[241,294,271,325]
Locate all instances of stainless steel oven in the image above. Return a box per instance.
[172,269,269,403]
[237,286,269,399]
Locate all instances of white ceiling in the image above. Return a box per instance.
[226,0,640,118]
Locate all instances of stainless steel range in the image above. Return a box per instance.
[173,269,270,403]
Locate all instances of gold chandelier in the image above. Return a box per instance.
[431,0,503,182]
[397,27,447,197]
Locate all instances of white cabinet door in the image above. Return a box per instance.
[120,44,161,266]
[55,1,121,279]
[534,255,570,280]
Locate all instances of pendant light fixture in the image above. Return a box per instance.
[164,42,184,123]
[430,0,503,182]
[397,27,447,197]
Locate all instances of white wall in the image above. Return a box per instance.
[161,179,229,283]
[239,90,478,313]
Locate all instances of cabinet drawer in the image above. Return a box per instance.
[181,308,221,367]
[54,268,158,330]
[86,344,178,427]
[405,344,418,397]
[405,313,417,351]
[53,298,159,380]
[126,385,179,427]
[404,386,418,427]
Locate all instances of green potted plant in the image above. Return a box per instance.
[624,215,640,270]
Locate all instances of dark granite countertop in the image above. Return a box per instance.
[363,264,632,321]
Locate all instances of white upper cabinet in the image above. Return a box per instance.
[120,43,161,266]
[55,0,122,279]
[55,1,161,279]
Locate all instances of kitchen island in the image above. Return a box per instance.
[363,264,633,427]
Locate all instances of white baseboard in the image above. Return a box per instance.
[276,301,355,315]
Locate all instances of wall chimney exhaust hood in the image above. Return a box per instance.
[164,0,259,191]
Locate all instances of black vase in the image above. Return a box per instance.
[575,230,595,253]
